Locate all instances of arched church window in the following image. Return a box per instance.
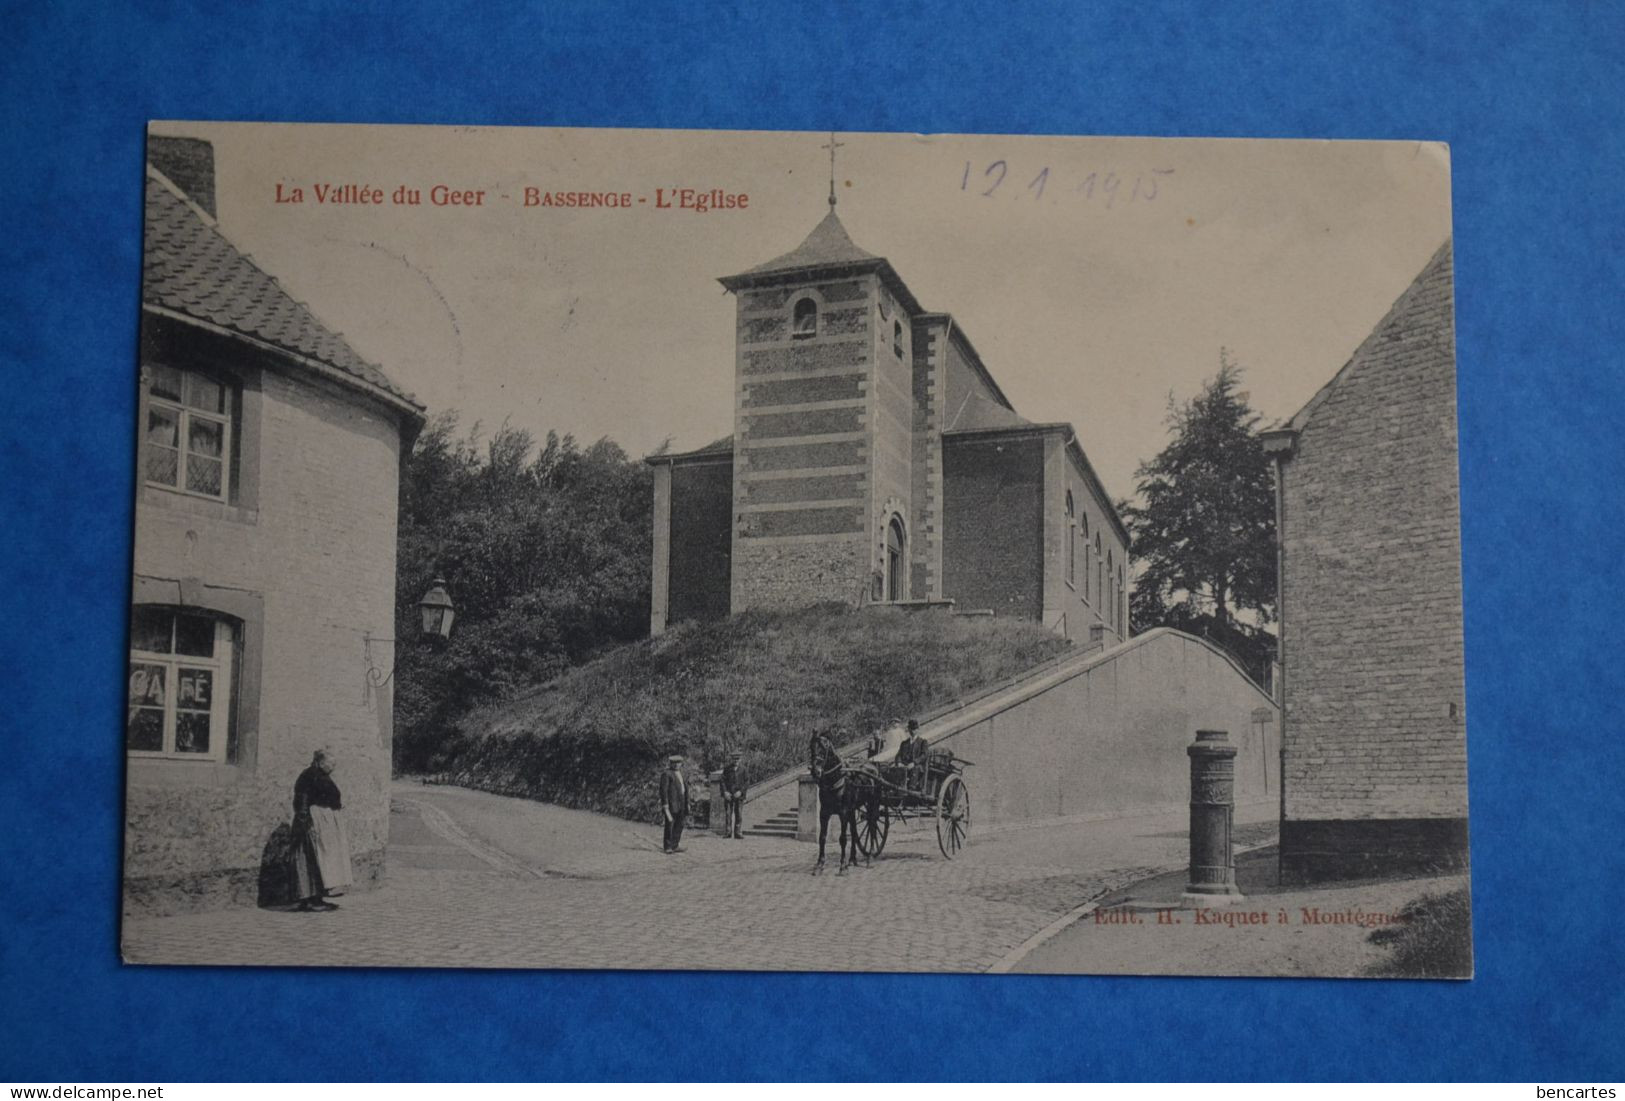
[884,516,906,603]
[1095,533,1103,608]
[792,297,818,339]
[1080,513,1090,602]
[1065,492,1076,586]
[1107,550,1116,631]
[1118,564,1127,637]
[893,319,904,358]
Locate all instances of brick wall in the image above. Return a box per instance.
[1278,242,1466,875]
[667,459,732,624]
[125,328,407,915]
[940,435,1045,618]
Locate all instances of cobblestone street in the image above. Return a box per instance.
[121,783,1277,972]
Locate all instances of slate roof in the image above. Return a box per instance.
[647,434,734,464]
[946,391,1032,432]
[730,210,878,278]
[718,208,924,316]
[142,169,423,417]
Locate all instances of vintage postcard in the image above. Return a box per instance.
[121,122,1468,976]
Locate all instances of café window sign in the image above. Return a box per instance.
[127,607,235,762]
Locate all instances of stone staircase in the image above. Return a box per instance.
[744,805,799,839]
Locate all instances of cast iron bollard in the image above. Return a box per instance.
[1184,728,1244,901]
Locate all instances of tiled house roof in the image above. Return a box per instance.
[142,169,423,418]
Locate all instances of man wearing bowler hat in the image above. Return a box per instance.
[659,754,688,853]
[898,719,929,793]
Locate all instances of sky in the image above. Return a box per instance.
[153,122,1452,503]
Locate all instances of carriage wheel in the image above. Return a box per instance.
[857,801,889,857]
[935,776,970,859]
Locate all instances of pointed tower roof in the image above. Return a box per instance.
[733,210,876,276]
[719,209,924,315]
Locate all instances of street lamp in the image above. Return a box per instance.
[365,578,457,689]
[418,577,455,639]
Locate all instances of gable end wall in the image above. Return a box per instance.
[1280,245,1467,856]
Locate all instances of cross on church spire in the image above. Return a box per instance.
[820,132,844,209]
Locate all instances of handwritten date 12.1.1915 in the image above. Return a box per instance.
[961,161,1174,207]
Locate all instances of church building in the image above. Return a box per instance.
[649,187,1129,645]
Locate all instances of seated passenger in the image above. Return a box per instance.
[897,719,929,791]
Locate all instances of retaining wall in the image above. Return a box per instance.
[747,628,1279,834]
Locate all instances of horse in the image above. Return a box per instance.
[809,731,867,875]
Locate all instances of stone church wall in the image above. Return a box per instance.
[732,537,869,609]
[870,283,915,570]
[909,320,945,600]
[1042,438,1129,645]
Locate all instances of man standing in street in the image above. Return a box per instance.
[660,754,688,853]
[721,750,748,839]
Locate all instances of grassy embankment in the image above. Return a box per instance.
[1366,885,1474,977]
[436,602,1075,823]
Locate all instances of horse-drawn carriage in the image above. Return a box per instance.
[809,724,972,872]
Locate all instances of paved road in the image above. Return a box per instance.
[1013,850,1469,978]
[121,783,1276,972]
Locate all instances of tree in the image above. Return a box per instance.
[1123,352,1276,676]
[391,413,653,772]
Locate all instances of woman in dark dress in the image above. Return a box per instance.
[290,748,354,912]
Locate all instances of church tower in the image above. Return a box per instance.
[650,137,1131,643]
[717,183,922,612]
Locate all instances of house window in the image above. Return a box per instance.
[884,516,907,602]
[893,319,904,358]
[792,297,818,339]
[1065,492,1076,586]
[128,606,236,762]
[145,364,233,500]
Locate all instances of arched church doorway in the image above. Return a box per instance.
[884,515,907,602]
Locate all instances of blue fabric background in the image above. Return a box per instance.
[2,0,1621,1082]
